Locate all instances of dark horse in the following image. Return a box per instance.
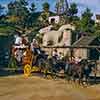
[64,61,84,84]
[32,48,49,73]
[65,59,97,86]
[44,56,66,79]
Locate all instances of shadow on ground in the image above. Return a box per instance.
[0,67,100,86]
[0,68,23,77]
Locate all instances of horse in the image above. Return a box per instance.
[86,60,97,84]
[44,56,66,79]
[64,59,88,85]
[31,47,49,73]
[70,59,97,86]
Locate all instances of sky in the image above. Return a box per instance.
[0,0,100,19]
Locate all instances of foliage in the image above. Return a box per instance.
[94,23,100,37]
[7,0,29,31]
[69,3,78,16]
[77,8,95,34]
[30,3,36,12]
[39,2,50,27]
[68,3,78,23]
[42,2,50,12]
[0,1,99,40]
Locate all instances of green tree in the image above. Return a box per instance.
[69,3,78,16]
[79,8,95,34]
[7,2,15,15]
[39,2,50,27]
[7,0,30,33]
[27,2,39,28]
[42,2,50,12]
[67,3,78,23]
[30,3,36,13]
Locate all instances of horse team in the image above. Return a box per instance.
[10,33,98,86]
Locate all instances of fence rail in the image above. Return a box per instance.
[42,46,100,49]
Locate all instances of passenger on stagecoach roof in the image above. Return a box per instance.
[14,32,22,45]
[30,38,41,54]
[31,38,39,48]
[21,35,29,45]
[52,49,59,59]
[58,52,64,60]
[74,56,82,64]
[69,56,75,64]
[14,31,29,49]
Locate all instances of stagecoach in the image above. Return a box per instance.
[8,44,47,77]
[8,44,67,78]
[8,43,99,86]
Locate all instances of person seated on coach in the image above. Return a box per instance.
[30,38,41,55]
[52,49,59,60]
[21,35,29,45]
[14,31,29,47]
[14,32,22,46]
[58,52,64,61]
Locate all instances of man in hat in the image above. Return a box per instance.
[30,38,41,55]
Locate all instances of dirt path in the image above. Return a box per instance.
[0,75,100,100]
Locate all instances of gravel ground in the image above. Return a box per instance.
[0,75,100,100]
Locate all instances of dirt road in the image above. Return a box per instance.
[0,75,100,100]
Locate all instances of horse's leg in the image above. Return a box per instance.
[53,70,57,80]
[94,72,97,84]
[43,69,48,79]
[50,66,56,80]
[72,72,76,83]
[65,72,70,83]
[64,65,70,83]
[93,69,97,84]
[79,73,85,86]
[84,73,90,86]
[78,73,82,85]
[49,67,55,79]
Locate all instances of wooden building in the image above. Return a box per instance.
[72,36,100,60]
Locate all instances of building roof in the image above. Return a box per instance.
[72,36,97,46]
[96,14,100,20]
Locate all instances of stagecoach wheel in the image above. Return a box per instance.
[24,64,31,77]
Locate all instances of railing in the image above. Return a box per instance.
[42,46,100,49]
